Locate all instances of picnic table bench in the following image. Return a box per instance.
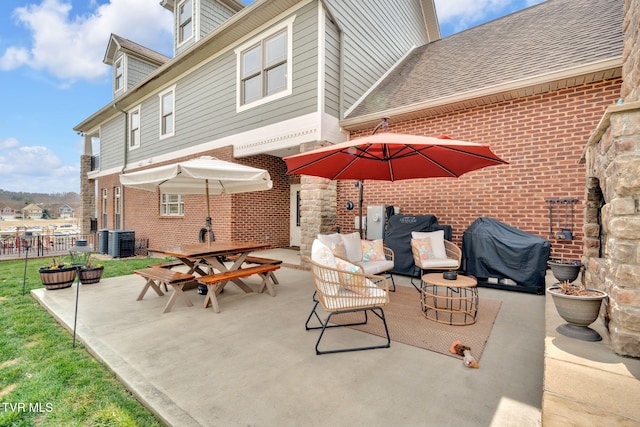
[197,264,280,313]
[225,255,282,284]
[134,267,195,313]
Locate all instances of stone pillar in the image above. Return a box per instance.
[581,0,640,357]
[79,154,96,236]
[297,141,337,261]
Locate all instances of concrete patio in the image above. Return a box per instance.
[31,249,639,426]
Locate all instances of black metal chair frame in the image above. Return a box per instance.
[305,260,391,355]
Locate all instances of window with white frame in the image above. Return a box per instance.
[236,16,294,111]
[114,186,121,229]
[178,0,193,44]
[161,194,184,216]
[129,106,141,149]
[114,58,123,91]
[101,188,108,228]
[159,86,175,138]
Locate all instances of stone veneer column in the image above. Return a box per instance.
[79,154,95,235]
[582,0,640,357]
[297,142,337,261]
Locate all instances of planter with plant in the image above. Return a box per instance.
[39,258,76,290]
[547,280,608,342]
[69,250,104,285]
[79,260,104,284]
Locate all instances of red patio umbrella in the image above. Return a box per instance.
[283,132,508,236]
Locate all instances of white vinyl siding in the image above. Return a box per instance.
[161,194,184,216]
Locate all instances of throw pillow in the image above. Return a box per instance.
[311,239,337,268]
[411,230,447,259]
[411,237,435,262]
[335,258,368,295]
[317,233,347,258]
[340,232,363,263]
[361,239,385,262]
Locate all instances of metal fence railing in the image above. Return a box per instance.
[0,232,150,260]
[1,233,96,259]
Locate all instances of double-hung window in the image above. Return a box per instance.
[236,16,294,111]
[177,0,193,45]
[129,106,141,149]
[114,58,123,91]
[159,86,175,139]
[161,194,184,216]
[101,188,108,228]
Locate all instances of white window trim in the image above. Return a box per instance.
[128,105,141,150]
[114,56,126,93]
[235,15,295,113]
[158,85,176,140]
[177,0,195,47]
[160,193,185,217]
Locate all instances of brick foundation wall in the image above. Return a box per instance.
[344,78,622,260]
[95,147,290,250]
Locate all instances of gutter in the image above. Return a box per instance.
[113,103,128,229]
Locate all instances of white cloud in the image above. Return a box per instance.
[434,0,545,33]
[0,138,79,193]
[0,0,173,83]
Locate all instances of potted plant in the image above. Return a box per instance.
[78,256,104,285]
[547,259,582,283]
[547,280,608,341]
[39,257,76,290]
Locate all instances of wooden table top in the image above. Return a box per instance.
[422,273,477,288]
[148,241,270,258]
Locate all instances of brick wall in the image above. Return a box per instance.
[344,78,622,260]
[96,146,290,250]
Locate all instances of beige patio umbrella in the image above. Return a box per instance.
[120,156,273,241]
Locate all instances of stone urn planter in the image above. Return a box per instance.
[39,265,77,290]
[548,282,608,341]
[547,260,582,283]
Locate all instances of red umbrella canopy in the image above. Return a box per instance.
[284,133,508,181]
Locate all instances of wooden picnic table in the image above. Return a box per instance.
[148,241,271,293]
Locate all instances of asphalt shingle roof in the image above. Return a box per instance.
[347,0,624,119]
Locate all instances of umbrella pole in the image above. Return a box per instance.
[205,179,211,246]
[358,180,364,238]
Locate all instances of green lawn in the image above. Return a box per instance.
[0,256,170,427]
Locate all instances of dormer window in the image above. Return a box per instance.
[114,58,123,91]
[178,0,193,44]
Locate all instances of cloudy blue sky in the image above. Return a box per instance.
[0,0,543,194]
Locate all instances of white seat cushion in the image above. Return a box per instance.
[357,259,394,275]
[324,287,387,310]
[418,258,459,268]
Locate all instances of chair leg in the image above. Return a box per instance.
[305,297,369,331]
[314,307,391,355]
[410,267,423,292]
[385,272,396,292]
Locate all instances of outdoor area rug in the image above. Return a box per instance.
[332,285,502,361]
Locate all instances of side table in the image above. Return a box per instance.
[421,273,478,325]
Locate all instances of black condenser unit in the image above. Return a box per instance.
[108,230,135,258]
